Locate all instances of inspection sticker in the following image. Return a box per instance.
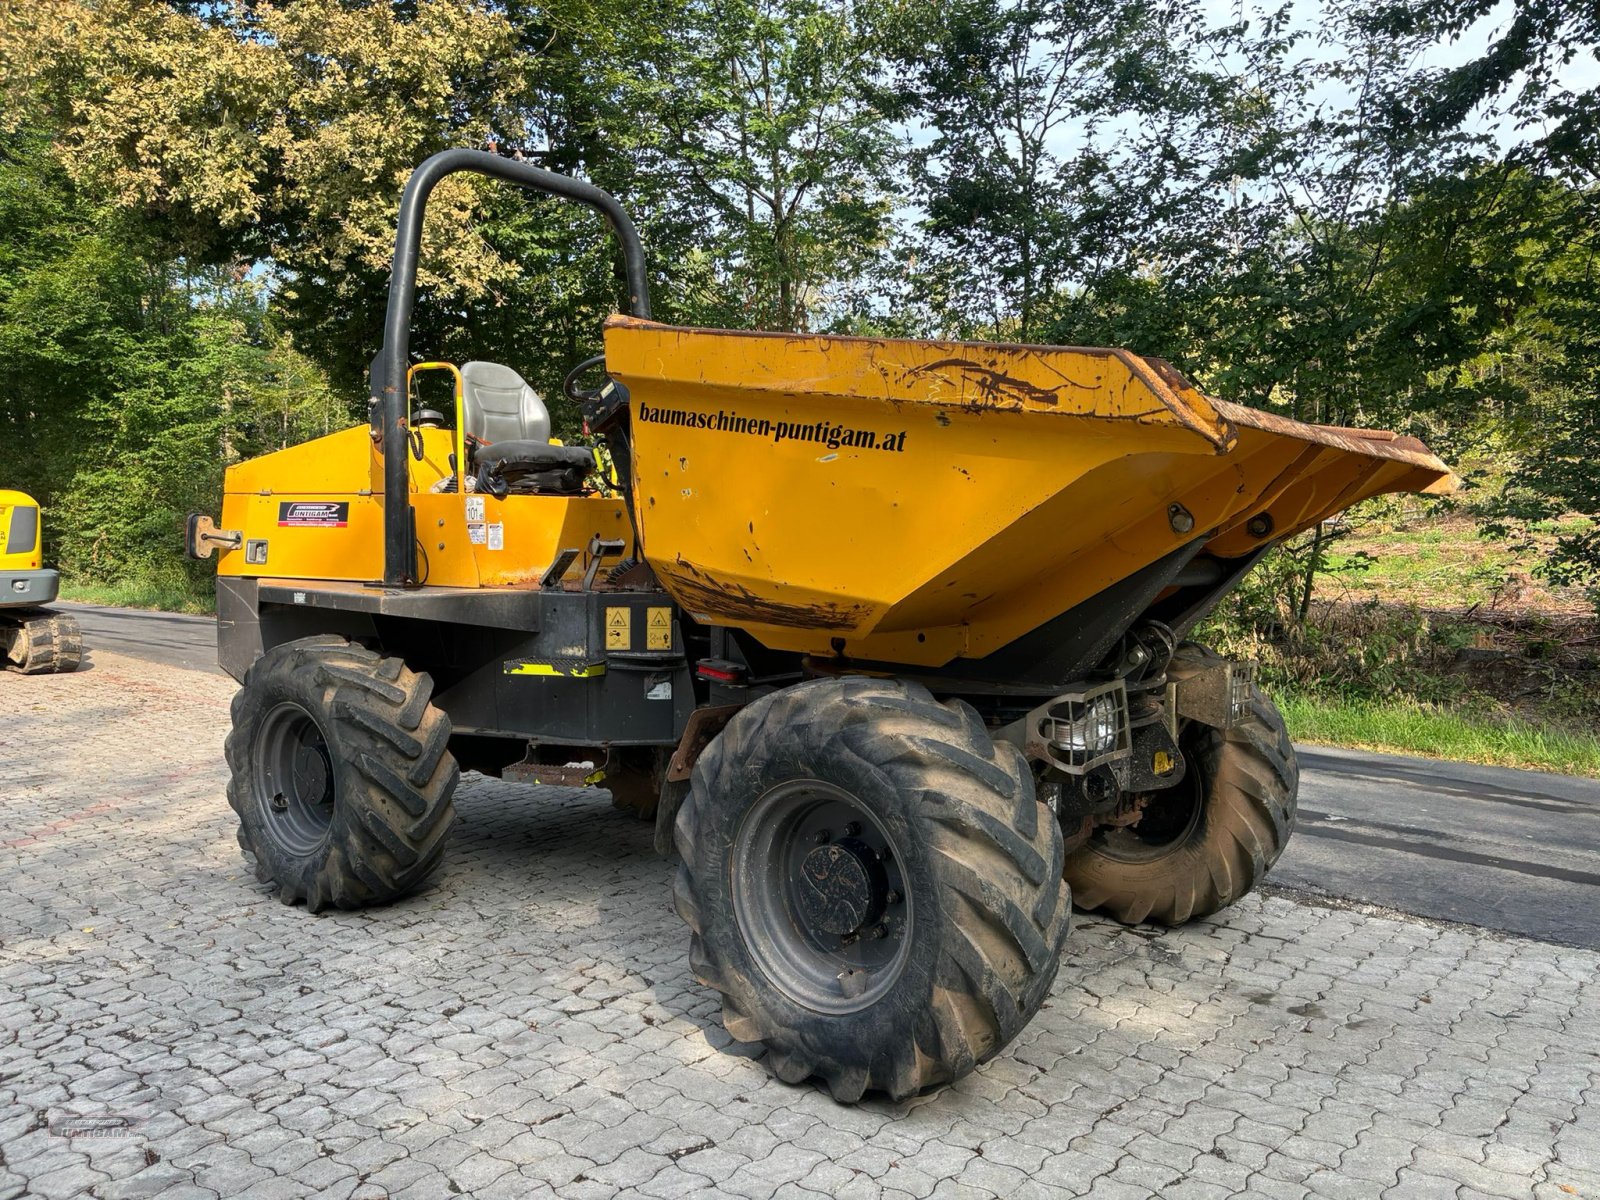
[487,523,504,551]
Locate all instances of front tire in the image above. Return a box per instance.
[225,636,459,912]
[1064,645,1298,926]
[674,676,1071,1102]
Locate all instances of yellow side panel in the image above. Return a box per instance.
[217,424,632,585]
[411,491,632,588]
[218,427,383,580]
[225,426,384,496]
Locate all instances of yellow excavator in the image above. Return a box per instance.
[187,151,1456,1102]
[0,489,82,673]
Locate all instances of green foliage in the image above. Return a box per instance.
[0,128,349,598]
[884,0,1236,341]
[59,575,215,615]
[1277,692,1600,778]
[644,0,900,331]
[0,0,1596,628]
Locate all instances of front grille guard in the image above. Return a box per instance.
[1019,679,1132,776]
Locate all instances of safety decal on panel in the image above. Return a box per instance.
[277,501,348,528]
[605,606,631,650]
[646,607,673,650]
[465,496,485,522]
[487,523,504,551]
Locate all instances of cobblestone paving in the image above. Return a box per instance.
[2,651,1598,1200]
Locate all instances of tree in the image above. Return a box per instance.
[0,127,346,598]
[646,0,901,331]
[1,0,528,391]
[885,0,1246,341]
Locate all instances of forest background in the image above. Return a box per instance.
[0,0,1596,767]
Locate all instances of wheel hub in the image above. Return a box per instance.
[253,701,337,857]
[292,743,330,802]
[731,780,914,1014]
[799,840,885,936]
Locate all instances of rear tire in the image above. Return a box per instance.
[225,636,459,912]
[674,676,1071,1102]
[1,609,82,674]
[1064,644,1297,926]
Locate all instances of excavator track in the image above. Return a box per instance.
[1,608,83,674]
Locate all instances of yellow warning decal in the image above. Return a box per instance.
[646,606,673,650]
[605,606,632,650]
[1153,749,1176,776]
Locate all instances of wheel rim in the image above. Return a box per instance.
[1096,749,1206,863]
[731,780,913,1015]
[253,701,336,857]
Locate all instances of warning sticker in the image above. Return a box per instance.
[465,496,485,522]
[605,606,632,650]
[277,501,348,528]
[487,523,504,551]
[647,606,673,650]
[467,523,487,545]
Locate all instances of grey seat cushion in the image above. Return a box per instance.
[460,361,551,444]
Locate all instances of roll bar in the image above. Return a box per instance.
[373,149,650,586]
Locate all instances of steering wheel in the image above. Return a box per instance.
[562,354,611,404]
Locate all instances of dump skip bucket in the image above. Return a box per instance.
[605,317,1456,667]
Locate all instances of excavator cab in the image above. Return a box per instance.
[0,489,82,673]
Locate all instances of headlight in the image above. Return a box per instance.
[1025,680,1131,774]
[1052,693,1122,757]
[1228,662,1256,722]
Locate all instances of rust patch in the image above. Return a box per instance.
[667,704,741,782]
[663,559,870,630]
[900,358,1063,409]
[504,747,609,787]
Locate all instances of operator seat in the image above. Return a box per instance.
[461,360,552,445]
[458,360,595,494]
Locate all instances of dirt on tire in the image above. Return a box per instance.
[225,635,459,912]
[1064,643,1299,926]
[672,675,1072,1102]
[2,609,82,674]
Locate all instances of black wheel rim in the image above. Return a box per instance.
[731,780,913,1015]
[1095,748,1206,863]
[253,702,336,857]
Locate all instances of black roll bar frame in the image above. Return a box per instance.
[371,149,651,587]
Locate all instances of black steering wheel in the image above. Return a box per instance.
[562,354,611,404]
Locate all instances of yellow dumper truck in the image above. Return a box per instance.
[0,490,81,673]
[188,151,1456,1101]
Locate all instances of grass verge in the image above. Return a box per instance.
[1278,692,1600,778]
[60,578,216,615]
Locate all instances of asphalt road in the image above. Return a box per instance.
[58,600,222,674]
[1274,745,1600,950]
[54,600,1600,950]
